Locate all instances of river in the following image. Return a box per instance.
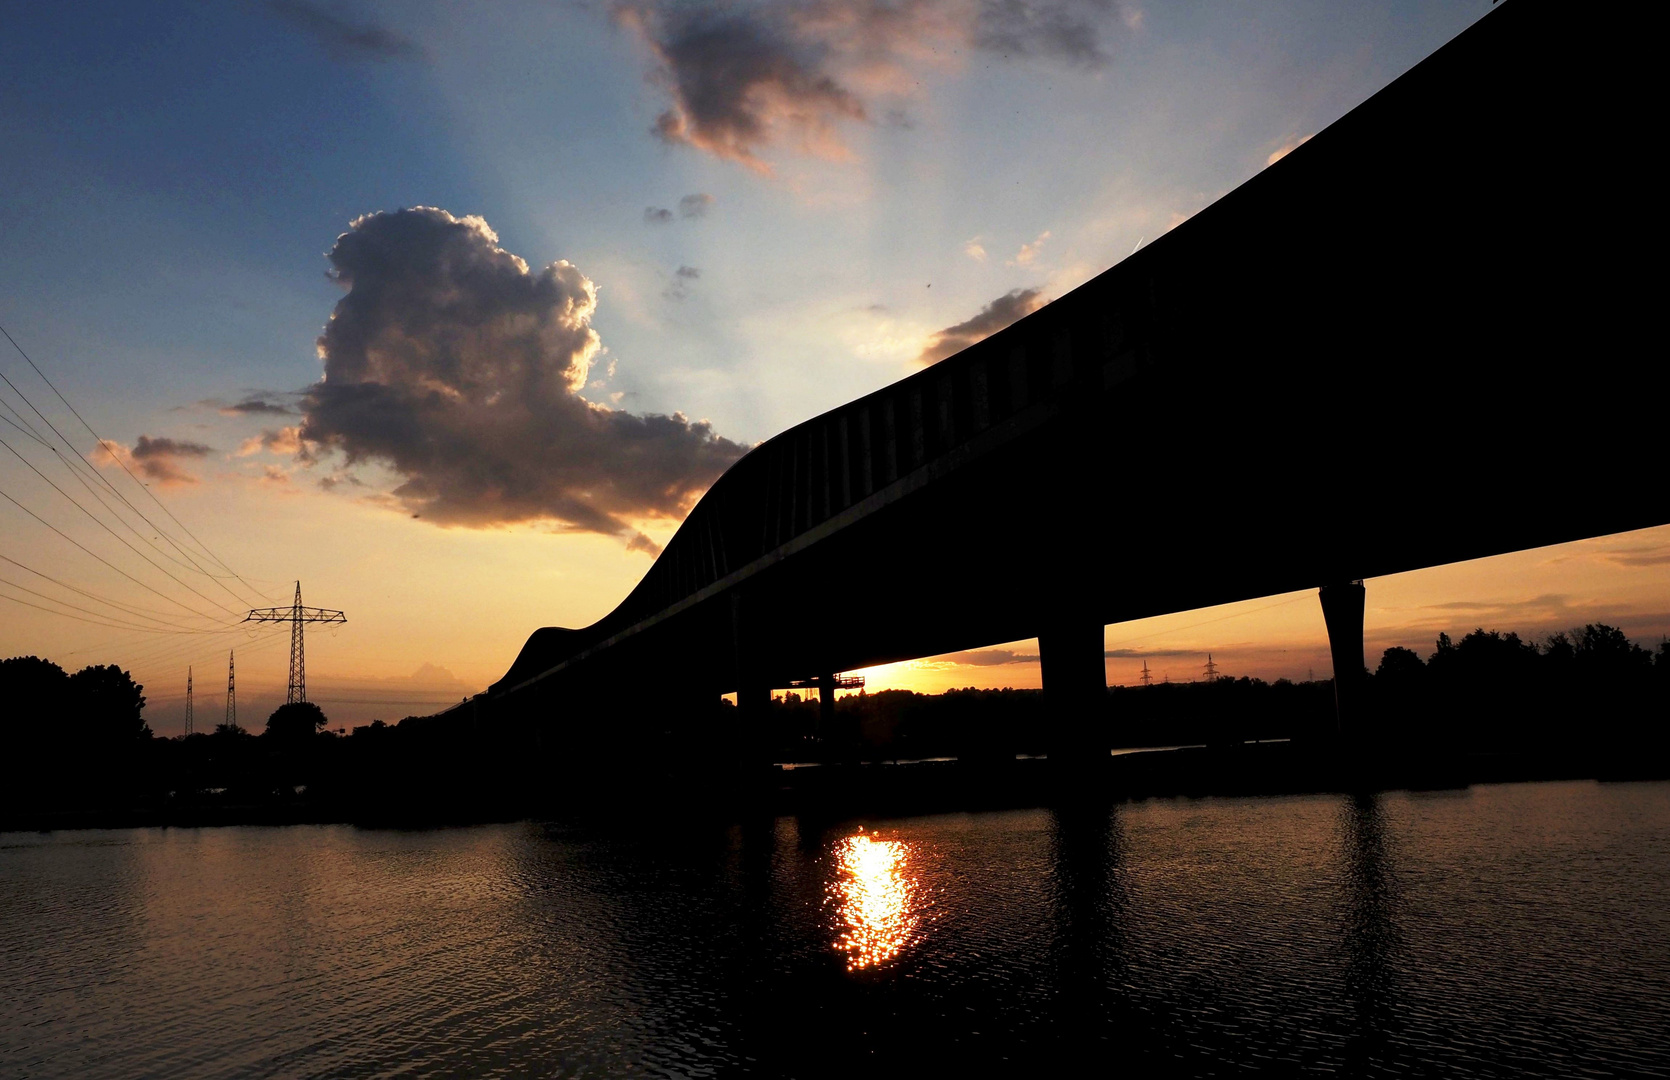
[3,780,1668,1077]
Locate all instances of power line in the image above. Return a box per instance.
[14,415,254,582]
[0,382,268,606]
[0,480,231,620]
[0,573,228,634]
[1,435,244,617]
[0,587,210,634]
[0,551,223,627]
[0,321,267,602]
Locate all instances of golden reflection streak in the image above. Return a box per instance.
[829,830,920,971]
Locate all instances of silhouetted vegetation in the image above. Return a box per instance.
[3,622,1666,828]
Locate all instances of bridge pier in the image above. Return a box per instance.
[737,684,774,769]
[817,673,837,742]
[1038,622,1108,769]
[1319,580,1367,742]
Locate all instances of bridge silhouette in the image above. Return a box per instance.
[481,1,1664,763]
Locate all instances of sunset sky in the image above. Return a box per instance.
[3,0,1665,732]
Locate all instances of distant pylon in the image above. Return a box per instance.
[1140,659,1153,687]
[1204,653,1220,681]
[185,666,194,735]
[244,582,347,704]
[225,649,236,730]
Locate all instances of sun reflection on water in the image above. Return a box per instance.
[830,830,921,971]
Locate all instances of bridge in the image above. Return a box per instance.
[482,1,1664,763]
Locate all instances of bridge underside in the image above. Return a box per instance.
[487,0,1663,741]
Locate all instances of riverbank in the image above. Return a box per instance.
[7,738,1666,833]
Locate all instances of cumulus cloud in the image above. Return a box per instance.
[267,0,425,61]
[618,0,1134,170]
[298,207,748,553]
[918,286,1048,364]
[679,192,716,218]
[644,206,675,224]
[98,436,213,486]
[963,237,988,261]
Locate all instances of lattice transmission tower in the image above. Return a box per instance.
[244,582,347,704]
[225,649,236,730]
[185,666,194,735]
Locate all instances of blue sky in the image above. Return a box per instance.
[12,0,1661,731]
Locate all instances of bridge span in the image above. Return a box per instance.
[483,0,1664,761]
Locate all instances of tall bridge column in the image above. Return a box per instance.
[737,685,774,769]
[817,673,837,742]
[1039,621,1108,769]
[1319,580,1366,741]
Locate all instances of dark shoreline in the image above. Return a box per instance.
[6,741,1665,834]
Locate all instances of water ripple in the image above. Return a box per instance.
[3,782,1668,1077]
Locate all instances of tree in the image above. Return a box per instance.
[67,664,150,743]
[0,656,70,743]
[1375,646,1424,683]
[266,701,329,742]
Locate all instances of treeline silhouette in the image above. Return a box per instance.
[2,622,1666,827]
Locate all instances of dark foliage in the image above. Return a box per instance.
[266,701,329,742]
[3,621,1666,826]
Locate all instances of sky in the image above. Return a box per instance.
[2,0,1665,733]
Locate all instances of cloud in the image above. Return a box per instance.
[1266,133,1314,167]
[679,192,716,218]
[918,286,1048,364]
[317,471,364,492]
[98,435,213,486]
[663,264,702,301]
[1008,229,1051,266]
[1103,646,1211,660]
[963,237,988,261]
[298,207,748,552]
[944,647,1038,666]
[222,396,295,417]
[182,395,295,416]
[618,0,1133,170]
[975,0,1117,67]
[237,426,306,458]
[1601,544,1670,568]
[646,195,715,223]
[267,0,425,61]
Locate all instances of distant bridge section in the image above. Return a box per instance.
[486,0,1664,755]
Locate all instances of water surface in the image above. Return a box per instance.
[3,781,1668,1077]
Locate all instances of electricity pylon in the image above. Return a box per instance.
[244,582,346,704]
[1140,659,1153,688]
[225,649,236,730]
[185,666,194,735]
[1204,653,1220,681]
